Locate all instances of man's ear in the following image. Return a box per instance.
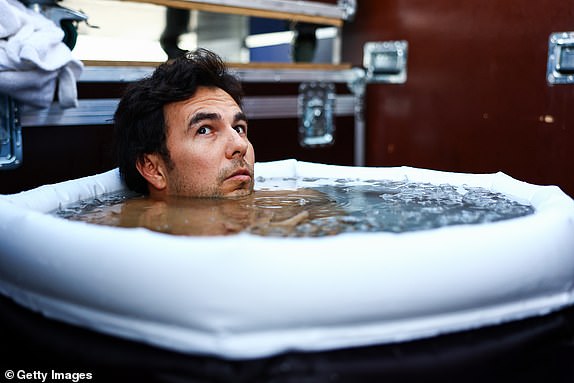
[135,153,167,191]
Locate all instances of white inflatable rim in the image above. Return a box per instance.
[0,159,573,359]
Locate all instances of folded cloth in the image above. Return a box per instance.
[0,0,83,109]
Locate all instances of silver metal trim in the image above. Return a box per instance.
[338,0,356,21]
[0,96,23,170]
[547,32,574,85]
[80,66,361,84]
[346,68,366,167]
[79,66,155,82]
[20,99,116,127]
[234,68,359,83]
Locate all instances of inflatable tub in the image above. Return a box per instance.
[0,159,573,360]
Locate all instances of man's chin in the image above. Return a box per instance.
[220,175,254,198]
[223,187,254,199]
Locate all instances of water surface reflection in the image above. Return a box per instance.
[55,178,535,237]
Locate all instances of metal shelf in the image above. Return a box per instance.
[20,95,356,127]
[5,0,367,173]
[22,64,366,166]
[78,62,359,83]
[124,0,355,26]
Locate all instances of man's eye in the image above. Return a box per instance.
[197,126,212,135]
[234,125,247,134]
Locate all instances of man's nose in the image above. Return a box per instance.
[225,127,248,159]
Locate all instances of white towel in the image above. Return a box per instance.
[0,0,83,109]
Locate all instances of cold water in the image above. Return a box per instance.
[54,177,535,237]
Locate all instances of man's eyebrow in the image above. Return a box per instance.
[234,111,248,123]
[189,112,221,126]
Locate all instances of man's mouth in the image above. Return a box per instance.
[226,168,252,181]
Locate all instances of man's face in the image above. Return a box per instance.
[159,86,255,198]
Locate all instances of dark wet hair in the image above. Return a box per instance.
[113,48,244,194]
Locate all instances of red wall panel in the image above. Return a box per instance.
[342,1,574,196]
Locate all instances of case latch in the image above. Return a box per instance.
[298,82,336,147]
[363,41,408,84]
[547,32,574,84]
[0,95,23,170]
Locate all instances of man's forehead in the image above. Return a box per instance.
[166,87,242,119]
[191,86,238,104]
